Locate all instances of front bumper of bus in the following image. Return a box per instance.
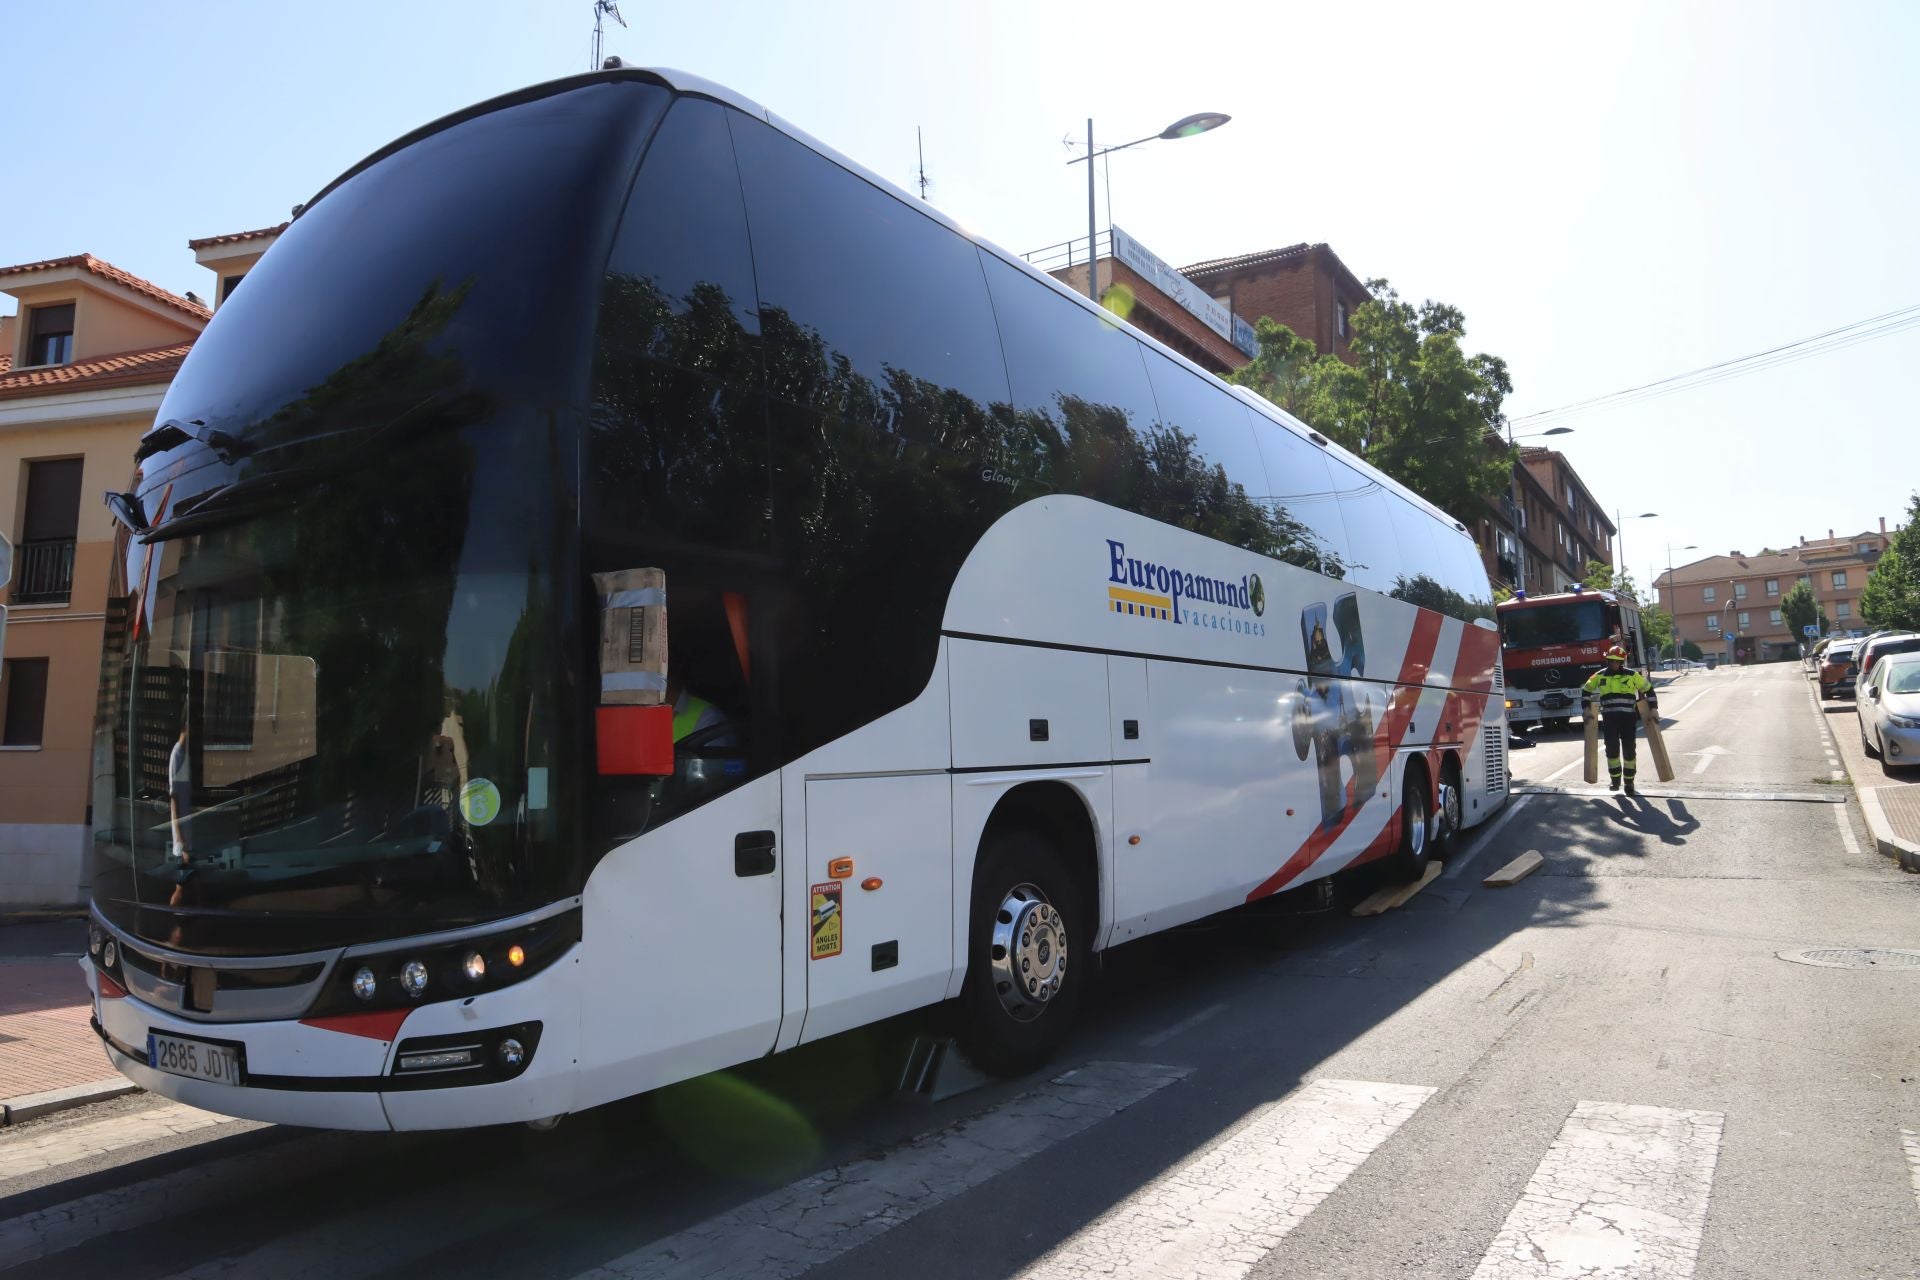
[84,946,582,1132]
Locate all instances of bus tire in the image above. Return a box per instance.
[1432,758,1462,858]
[1383,761,1432,882]
[959,827,1089,1078]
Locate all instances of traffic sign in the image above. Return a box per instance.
[1803,624,1819,637]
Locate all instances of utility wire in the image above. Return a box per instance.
[1509,302,1920,427]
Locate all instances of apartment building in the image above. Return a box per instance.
[1654,519,1900,664]
[0,227,279,905]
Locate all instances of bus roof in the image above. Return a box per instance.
[291,64,1476,546]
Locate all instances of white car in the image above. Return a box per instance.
[1857,652,1920,768]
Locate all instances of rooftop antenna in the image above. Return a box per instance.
[590,0,627,71]
[916,126,931,200]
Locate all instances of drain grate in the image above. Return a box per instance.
[1778,948,1920,970]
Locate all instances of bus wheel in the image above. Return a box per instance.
[1384,764,1432,882]
[1433,760,1463,858]
[960,828,1088,1077]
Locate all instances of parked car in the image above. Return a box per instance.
[1818,642,1858,700]
[1857,631,1920,681]
[1805,638,1832,674]
[1857,652,1920,766]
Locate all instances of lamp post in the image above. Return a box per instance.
[1664,543,1697,661]
[1502,425,1572,593]
[1067,111,1230,302]
[1614,511,1658,590]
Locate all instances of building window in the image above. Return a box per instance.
[1837,601,1851,618]
[1738,611,1751,630]
[1858,542,1874,554]
[1832,570,1847,589]
[15,457,83,604]
[1734,582,1748,600]
[25,302,75,366]
[1706,615,1719,632]
[1335,301,1349,339]
[221,273,246,303]
[1703,586,1717,604]
[1765,578,1779,596]
[1769,609,1783,626]
[1,657,50,747]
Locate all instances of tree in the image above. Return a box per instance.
[1859,493,1920,630]
[1224,317,1319,417]
[1233,283,1515,526]
[1681,639,1704,660]
[1780,580,1827,640]
[1580,559,1640,602]
[1641,606,1674,658]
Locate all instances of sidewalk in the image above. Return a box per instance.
[0,953,119,1108]
[1810,674,1920,871]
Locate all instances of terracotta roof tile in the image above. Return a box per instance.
[187,223,289,251]
[1179,243,1312,278]
[0,341,194,401]
[0,254,211,320]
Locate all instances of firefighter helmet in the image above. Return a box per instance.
[1605,645,1628,661]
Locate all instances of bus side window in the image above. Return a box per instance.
[1325,456,1400,596]
[1137,350,1277,555]
[1247,420,1349,578]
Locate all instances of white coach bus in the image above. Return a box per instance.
[85,67,1508,1131]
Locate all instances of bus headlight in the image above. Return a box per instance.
[352,967,379,1001]
[305,908,580,1019]
[400,960,430,999]
[463,951,487,984]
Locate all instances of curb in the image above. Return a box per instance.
[0,909,87,925]
[1,1078,141,1127]
[1855,786,1920,874]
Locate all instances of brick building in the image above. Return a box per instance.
[1037,227,1253,375]
[1473,446,1616,596]
[1180,242,1371,361]
[1654,518,1900,664]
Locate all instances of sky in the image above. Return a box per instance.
[4,0,1917,585]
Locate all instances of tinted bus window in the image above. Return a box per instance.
[730,114,1011,762]
[730,117,1009,428]
[589,97,769,558]
[981,254,1163,509]
[1247,419,1350,577]
[1383,493,1448,611]
[1434,526,1496,621]
[1327,457,1401,595]
[1138,350,1300,558]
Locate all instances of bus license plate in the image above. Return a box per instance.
[147,1032,245,1086]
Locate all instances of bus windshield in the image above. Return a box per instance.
[1500,601,1610,649]
[88,79,665,954]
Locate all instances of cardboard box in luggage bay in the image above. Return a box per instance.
[593,568,667,705]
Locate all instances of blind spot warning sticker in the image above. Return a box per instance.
[460,779,502,826]
[810,882,843,960]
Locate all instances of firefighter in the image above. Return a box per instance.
[1583,645,1658,793]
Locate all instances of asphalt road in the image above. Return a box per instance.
[3,661,1915,1280]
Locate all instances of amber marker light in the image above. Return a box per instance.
[507,944,526,968]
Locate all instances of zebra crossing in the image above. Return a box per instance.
[2,1067,1915,1279]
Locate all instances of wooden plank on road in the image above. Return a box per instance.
[1483,850,1544,887]
[1351,861,1443,917]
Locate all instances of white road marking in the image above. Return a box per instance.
[1543,756,1584,783]
[573,1060,1189,1280]
[1442,794,1534,882]
[0,1100,239,1182]
[1139,1001,1229,1048]
[1469,1100,1723,1280]
[1665,687,1720,718]
[1018,1079,1434,1279]
[1902,1129,1920,1212]
[1691,753,1716,776]
[1833,805,1861,856]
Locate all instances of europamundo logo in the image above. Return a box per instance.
[1105,539,1267,636]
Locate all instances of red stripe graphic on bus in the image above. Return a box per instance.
[1247,608,1446,900]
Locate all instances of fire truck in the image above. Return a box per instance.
[1496,587,1647,730]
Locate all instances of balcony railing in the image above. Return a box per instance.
[11,537,75,604]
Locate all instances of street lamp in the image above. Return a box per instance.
[1615,511,1658,587]
[1067,111,1230,302]
[1664,543,1698,661]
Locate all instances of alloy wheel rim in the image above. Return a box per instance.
[989,882,1067,1023]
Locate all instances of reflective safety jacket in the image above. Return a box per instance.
[1582,667,1657,718]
